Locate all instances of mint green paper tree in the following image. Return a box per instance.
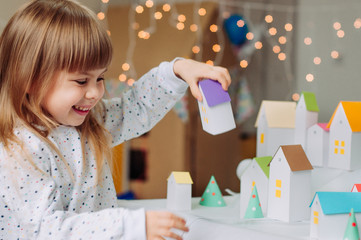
[344,208,360,240]
[199,175,226,207]
[244,184,264,219]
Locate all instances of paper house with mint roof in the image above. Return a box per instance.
[255,100,296,157]
[240,156,272,218]
[310,192,361,240]
[327,101,361,170]
[198,79,236,135]
[306,123,329,167]
[267,145,313,222]
[167,171,193,211]
[294,92,319,150]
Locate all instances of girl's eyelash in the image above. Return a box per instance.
[97,77,105,81]
[75,79,87,85]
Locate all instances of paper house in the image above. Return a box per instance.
[294,92,319,150]
[351,184,361,192]
[255,100,296,157]
[240,156,272,218]
[167,171,193,211]
[267,145,313,222]
[327,101,361,170]
[310,192,361,240]
[306,123,329,167]
[197,79,236,135]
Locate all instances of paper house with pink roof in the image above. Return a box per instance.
[294,92,319,150]
[197,79,236,135]
[310,192,361,240]
[306,123,329,167]
[240,156,272,218]
[351,184,361,192]
[255,101,296,157]
[267,145,313,222]
[327,101,361,170]
[167,171,193,211]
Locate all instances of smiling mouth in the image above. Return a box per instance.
[72,105,91,115]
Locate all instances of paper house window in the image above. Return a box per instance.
[275,179,282,198]
[334,139,345,154]
[260,133,265,144]
[313,211,319,224]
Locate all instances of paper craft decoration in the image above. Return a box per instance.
[294,92,319,150]
[167,171,193,211]
[240,156,272,217]
[199,175,226,207]
[327,101,361,170]
[309,192,361,240]
[351,184,361,192]
[344,208,360,240]
[306,123,329,167]
[255,100,296,157]
[198,79,236,135]
[244,185,264,219]
[267,145,313,222]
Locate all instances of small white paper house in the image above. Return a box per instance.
[198,79,236,135]
[310,192,361,240]
[240,156,272,218]
[306,123,329,167]
[327,101,361,170]
[351,184,361,192]
[294,92,319,150]
[167,171,193,211]
[255,101,296,157]
[267,145,313,222]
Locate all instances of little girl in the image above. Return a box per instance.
[0,0,231,239]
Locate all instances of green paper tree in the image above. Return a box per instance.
[199,175,226,207]
[244,184,264,219]
[344,208,360,240]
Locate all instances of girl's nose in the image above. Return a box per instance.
[85,83,104,99]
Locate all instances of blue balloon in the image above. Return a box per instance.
[224,14,249,46]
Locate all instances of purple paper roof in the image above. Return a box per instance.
[199,79,231,107]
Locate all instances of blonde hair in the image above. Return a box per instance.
[0,0,113,178]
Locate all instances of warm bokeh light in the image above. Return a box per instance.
[106,30,111,36]
[354,18,361,29]
[306,74,314,82]
[132,22,140,30]
[206,60,214,65]
[198,8,206,16]
[269,27,277,36]
[237,20,245,27]
[210,24,218,32]
[331,50,339,59]
[273,45,281,53]
[278,36,287,44]
[127,78,135,86]
[145,0,154,8]
[176,22,185,30]
[246,32,254,40]
[304,37,312,45]
[333,22,341,30]
[265,15,273,23]
[192,46,200,54]
[97,12,105,20]
[278,52,286,61]
[119,74,127,82]
[337,30,345,38]
[284,23,293,31]
[122,63,130,71]
[154,12,163,20]
[212,44,221,52]
[255,41,263,49]
[102,0,109,3]
[313,57,321,65]
[292,93,300,101]
[178,14,186,22]
[163,4,171,12]
[240,60,248,68]
[190,24,198,32]
[135,5,144,14]
[138,30,150,39]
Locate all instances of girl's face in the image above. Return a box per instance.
[42,68,106,126]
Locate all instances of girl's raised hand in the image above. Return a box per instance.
[146,211,189,240]
[173,59,231,102]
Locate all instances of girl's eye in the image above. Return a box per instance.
[75,79,87,85]
[97,77,105,82]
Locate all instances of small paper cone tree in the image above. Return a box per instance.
[244,184,264,219]
[344,208,360,240]
[199,175,226,207]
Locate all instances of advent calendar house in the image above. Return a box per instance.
[310,192,361,240]
[327,101,361,170]
[240,156,272,218]
[306,123,329,167]
[197,79,236,135]
[167,171,193,211]
[255,101,296,157]
[294,92,319,150]
[267,145,313,222]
